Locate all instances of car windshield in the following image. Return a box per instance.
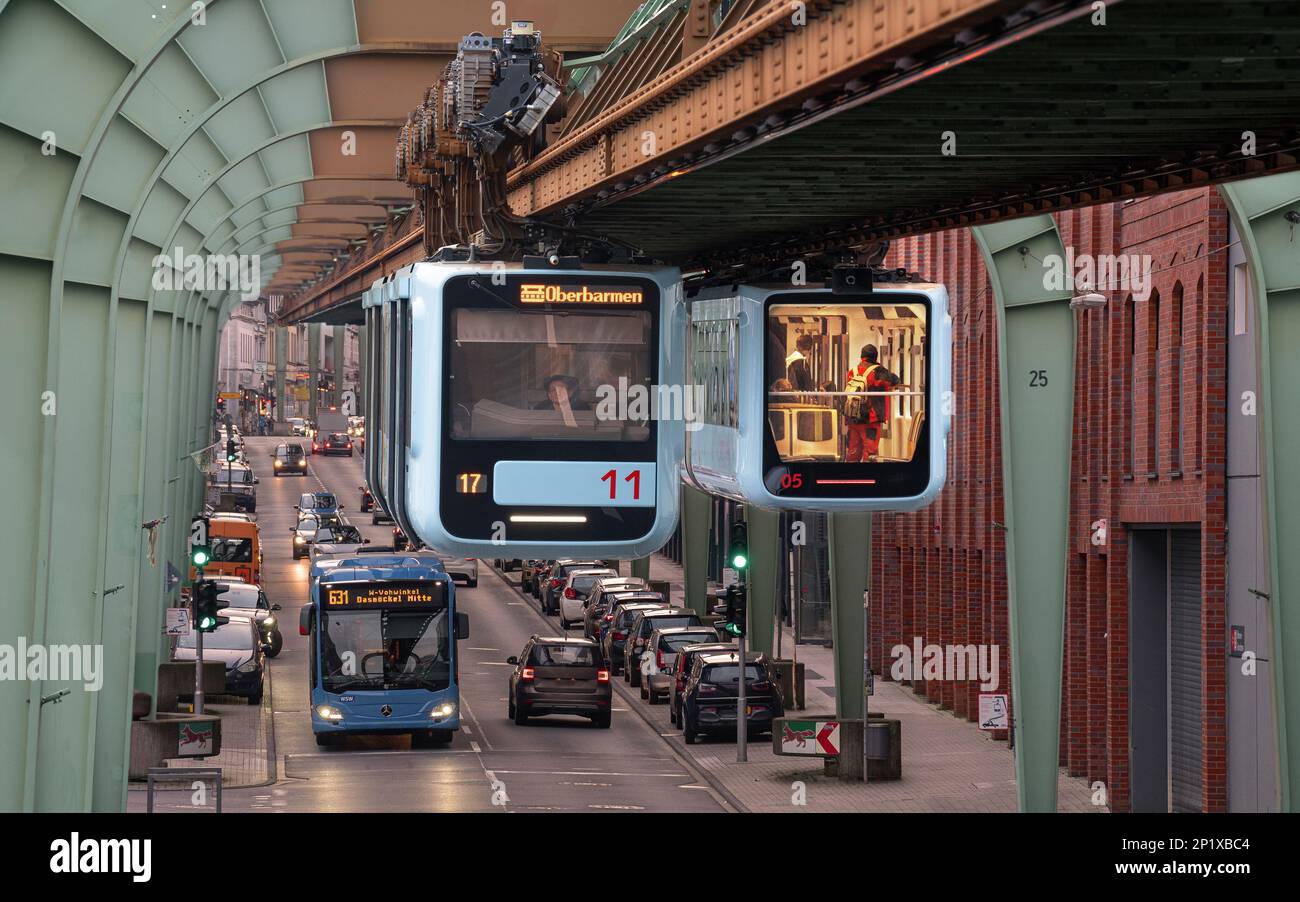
[178,623,253,650]
[616,607,656,627]
[528,645,599,667]
[662,633,717,651]
[313,494,337,508]
[641,615,698,635]
[216,587,259,609]
[572,572,615,592]
[210,537,253,562]
[317,526,363,544]
[320,608,451,692]
[704,663,765,684]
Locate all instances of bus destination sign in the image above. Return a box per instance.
[324,581,447,608]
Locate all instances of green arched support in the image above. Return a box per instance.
[971,215,1075,812]
[1220,174,1300,811]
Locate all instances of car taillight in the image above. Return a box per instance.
[597,670,610,683]
[602,614,613,622]
[564,587,577,599]
[312,443,318,450]
[521,667,535,681]
[550,577,562,589]
[656,650,665,669]
[613,631,625,640]
[347,443,352,448]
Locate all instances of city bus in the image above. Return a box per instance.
[301,560,468,747]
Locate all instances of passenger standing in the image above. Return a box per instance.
[843,344,901,462]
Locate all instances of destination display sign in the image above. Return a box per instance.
[519,283,644,305]
[323,580,447,608]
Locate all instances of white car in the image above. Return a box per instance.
[308,524,371,564]
[559,568,617,629]
[430,550,478,587]
[639,626,727,703]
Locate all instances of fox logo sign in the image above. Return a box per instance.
[782,724,816,748]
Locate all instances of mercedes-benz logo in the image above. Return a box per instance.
[380,705,393,717]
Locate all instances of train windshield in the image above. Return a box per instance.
[766,301,928,464]
[448,308,653,442]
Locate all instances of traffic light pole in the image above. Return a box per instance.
[737,569,747,764]
[193,569,205,716]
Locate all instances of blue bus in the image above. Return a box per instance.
[301,561,468,747]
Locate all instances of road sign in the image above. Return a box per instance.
[177,722,214,756]
[165,607,191,637]
[218,391,241,400]
[979,693,1009,731]
[776,719,840,756]
[254,362,266,376]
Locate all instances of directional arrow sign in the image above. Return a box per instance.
[816,721,840,755]
[775,719,840,757]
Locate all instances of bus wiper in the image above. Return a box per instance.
[390,673,440,690]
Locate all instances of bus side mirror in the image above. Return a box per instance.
[299,604,314,636]
[455,612,470,640]
[271,603,282,612]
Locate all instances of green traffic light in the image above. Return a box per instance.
[192,549,209,566]
[732,553,747,569]
[724,622,742,636]
[197,615,216,630]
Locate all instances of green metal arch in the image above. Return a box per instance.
[1219,174,1300,811]
[971,214,1075,812]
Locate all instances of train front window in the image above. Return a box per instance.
[767,301,928,464]
[449,308,653,442]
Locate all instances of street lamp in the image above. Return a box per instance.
[1069,292,1107,311]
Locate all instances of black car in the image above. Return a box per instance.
[393,527,409,551]
[319,432,353,456]
[623,608,704,687]
[507,637,612,728]
[271,443,308,477]
[541,560,607,614]
[585,589,665,642]
[669,642,740,726]
[681,652,783,744]
[359,485,374,512]
[601,601,670,676]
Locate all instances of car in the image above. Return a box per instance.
[541,559,607,615]
[359,485,374,512]
[640,626,726,703]
[601,600,670,676]
[272,443,308,476]
[530,561,552,599]
[173,615,270,704]
[520,559,544,594]
[287,417,307,436]
[207,578,284,657]
[623,608,705,688]
[371,502,394,525]
[307,523,370,563]
[506,637,611,728]
[583,586,659,641]
[558,567,617,629]
[668,642,739,726]
[297,491,341,517]
[681,651,783,744]
[392,526,410,551]
[319,431,354,456]
[291,518,362,561]
[431,551,477,587]
[206,463,257,512]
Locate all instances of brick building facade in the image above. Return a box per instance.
[870,188,1231,812]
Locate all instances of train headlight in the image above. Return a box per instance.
[430,702,456,720]
[316,705,344,721]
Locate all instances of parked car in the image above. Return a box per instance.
[669,642,739,726]
[640,626,725,703]
[530,561,553,599]
[271,442,308,476]
[541,560,607,615]
[601,600,670,676]
[623,608,705,688]
[521,560,544,594]
[507,637,611,728]
[207,577,284,657]
[173,615,269,704]
[558,567,617,629]
[681,651,783,744]
[584,587,661,642]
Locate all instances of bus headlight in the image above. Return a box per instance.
[430,702,456,719]
[316,705,344,721]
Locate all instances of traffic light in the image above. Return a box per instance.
[216,396,225,412]
[226,439,237,463]
[728,521,749,571]
[194,579,231,632]
[723,584,747,637]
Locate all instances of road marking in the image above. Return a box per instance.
[467,647,499,651]
[477,661,514,666]
[490,770,687,778]
[506,602,525,606]
[589,804,645,810]
[470,741,482,753]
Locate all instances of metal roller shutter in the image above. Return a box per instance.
[1169,529,1203,812]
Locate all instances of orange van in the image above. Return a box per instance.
[191,515,262,584]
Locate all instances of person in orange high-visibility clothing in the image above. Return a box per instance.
[843,344,901,462]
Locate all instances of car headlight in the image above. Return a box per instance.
[263,616,276,628]
[273,460,281,467]
[294,535,305,544]
[430,702,457,720]
[237,660,259,673]
[316,705,344,721]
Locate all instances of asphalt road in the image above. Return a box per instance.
[147,435,729,813]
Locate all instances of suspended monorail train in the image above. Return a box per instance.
[363,261,685,557]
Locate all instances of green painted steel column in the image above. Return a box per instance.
[829,511,870,720]
[680,481,712,615]
[631,556,651,581]
[274,326,288,425]
[308,323,320,425]
[746,505,780,656]
[972,216,1074,812]
[333,325,346,409]
[1220,176,1300,811]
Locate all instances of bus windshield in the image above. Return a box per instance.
[320,608,451,693]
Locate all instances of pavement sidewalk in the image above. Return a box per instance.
[618,553,1106,813]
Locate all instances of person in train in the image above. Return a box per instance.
[785,333,816,392]
[532,374,590,411]
[843,344,901,462]
[770,377,794,396]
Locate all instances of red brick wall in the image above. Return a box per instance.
[871,189,1229,811]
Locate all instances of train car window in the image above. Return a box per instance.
[767,301,927,465]
[448,308,652,442]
